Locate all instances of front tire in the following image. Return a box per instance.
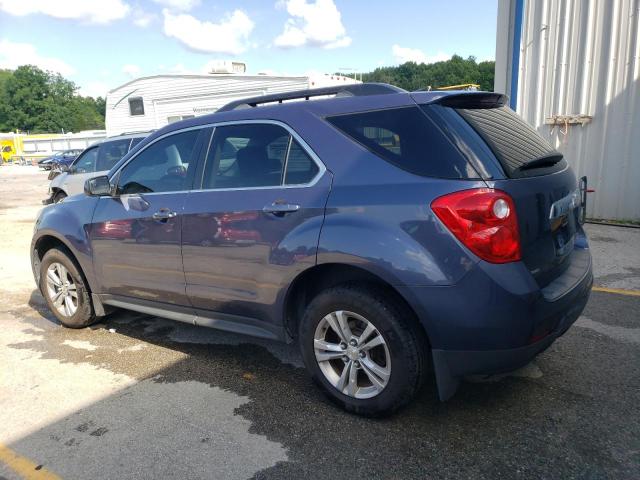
[39,248,96,328]
[53,191,67,203]
[299,285,426,416]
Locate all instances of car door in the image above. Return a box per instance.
[182,121,331,325]
[61,145,100,196]
[89,128,208,305]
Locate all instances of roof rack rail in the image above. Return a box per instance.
[114,130,153,137]
[217,83,405,112]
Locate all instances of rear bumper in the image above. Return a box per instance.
[397,243,593,401]
[431,266,591,399]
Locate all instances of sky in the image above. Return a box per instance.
[0,0,498,98]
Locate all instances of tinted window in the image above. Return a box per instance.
[129,137,144,149]
[456,106,564,177]
[96,139,131,171]
[326,106,474,179]
[117,129,199,194]
[72,147,98,173]
[285,140,318,185]
[202,124,287,189]
[129,97,145,116]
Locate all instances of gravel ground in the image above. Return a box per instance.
[1,165,639,480]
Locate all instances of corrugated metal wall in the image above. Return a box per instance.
[498,0,640,220]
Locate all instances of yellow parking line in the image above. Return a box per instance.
[0,443,61,480]
[592,286,640,297]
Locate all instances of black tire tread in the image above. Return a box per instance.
[39,247,96,329]
[299,283,427,416]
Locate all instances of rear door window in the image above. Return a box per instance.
[202,124,287,189]
[96,139,131,171]
[284,140,319,185]
[456,106,565,177]
[326,106,476,179]
[129,137,144,150]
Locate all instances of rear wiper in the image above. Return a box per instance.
[519,153,564,171]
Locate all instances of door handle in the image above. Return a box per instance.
[262,202,300,216]
[152,208,177,222]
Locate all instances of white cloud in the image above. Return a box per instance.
[0,39,75,75]
[162,9,254,55]
[274,0,351,49]
[0,0,130,24]
[122,64,142,78]
[152,0,199,11]
[392,45,450,65]
[79,81,110,98]
[132,8,157,27]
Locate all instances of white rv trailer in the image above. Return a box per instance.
[105,73,359,136]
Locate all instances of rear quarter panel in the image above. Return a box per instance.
[318,178,485,287]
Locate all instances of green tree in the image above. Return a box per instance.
[0,65,105,133]
[357,55,495,92]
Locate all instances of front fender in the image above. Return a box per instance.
[32,196,100,290]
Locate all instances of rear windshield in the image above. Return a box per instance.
[456,106,566,178]
[326,106,477,179]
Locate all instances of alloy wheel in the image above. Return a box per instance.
[45,262,79,317]
[313,310,391,399]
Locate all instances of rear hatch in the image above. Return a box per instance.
[427,95,581,288]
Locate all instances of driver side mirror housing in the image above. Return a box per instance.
[84,175,113,197]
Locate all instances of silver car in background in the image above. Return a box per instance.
[45,132,150,204]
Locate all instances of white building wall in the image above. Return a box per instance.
[496,0,640,221]
[105,74,358,137]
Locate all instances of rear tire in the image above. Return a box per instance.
[299,284,426,416]
[39,248,96,328]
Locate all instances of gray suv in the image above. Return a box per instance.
[45,133,149,204]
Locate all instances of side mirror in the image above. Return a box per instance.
[84,175,113,197]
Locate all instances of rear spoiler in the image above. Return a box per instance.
[432,92,508,109]
[410,91,509,109]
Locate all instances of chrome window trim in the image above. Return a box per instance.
[110,119,327,192]
[281,135,293,185]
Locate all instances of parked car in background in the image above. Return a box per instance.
[38,149,83,170]
[52,150,84,170]
[31,84,592,416]
[44,133,149,204]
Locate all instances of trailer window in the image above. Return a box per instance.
[129,97,145,116]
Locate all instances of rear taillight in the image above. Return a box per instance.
[431,188,521,263]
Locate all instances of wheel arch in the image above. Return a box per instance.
[32,233,89,290]
[282,263,431,348]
